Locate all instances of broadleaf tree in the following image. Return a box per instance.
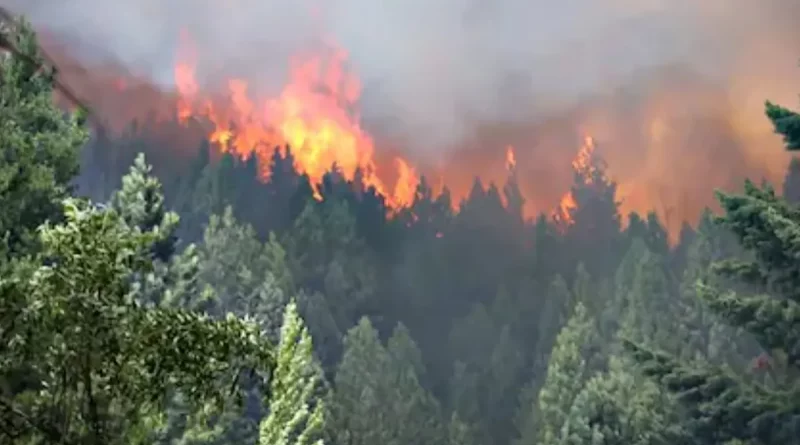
[0,199,276,445]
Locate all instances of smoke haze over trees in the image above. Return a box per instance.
[2,8,800,445]
[3,0,800,239]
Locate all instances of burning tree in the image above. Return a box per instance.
[554,136,624,280]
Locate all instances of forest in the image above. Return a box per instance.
[2,16,800,445]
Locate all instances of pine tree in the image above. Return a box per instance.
[558,356,680,445]
[625,180,800,444]
[330,318,445,445]
[259,301,326,445]
[155,209,295,445]
[284,199,377,331]
[765,101,800,150]
[197,207,290,338]
[294,290,342,371]
[110,153,179,262]
[108,153,210,310]
[171,141,213,241]
[623,99,800,444]
[603,238,649,341]
[553,241,688,445]
[531,276,573,383]
[560,139,624,279]
[385,324,447,445]
[514,303,598,445]
[329,317,393,445]
[447,299,526,444]
[674,210,751,366]
[618,243,677,351]
[0,18,87,259]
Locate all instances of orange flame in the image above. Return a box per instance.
[171,29,616,225]
[506,145,516,170]
[553,135,597,227]
[173,30,419,209]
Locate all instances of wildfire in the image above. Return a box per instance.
[171,28,611,226]
[13,0,797,247]
[553,135,598,227]
[173,29,419,209]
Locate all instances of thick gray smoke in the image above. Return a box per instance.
[2,0,799,154]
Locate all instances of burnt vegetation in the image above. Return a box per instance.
[2,17,800,445]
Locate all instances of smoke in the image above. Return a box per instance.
[3,0,797,146]
[2,0,800,234]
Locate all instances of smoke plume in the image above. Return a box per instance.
[3,0,800,234]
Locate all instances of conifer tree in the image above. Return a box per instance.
[330,318,445,445]
[110,153,179,262]
[198,207,290,338]
[294,290,342,370]
[530,276,574,382]
[626,181,800,444]
[560,139,624,279]
[385,324,447,445]
[0,18,87,259]
[603,238,649,340]
[765,101,800,150]
[627,102,800,443]
[558,356,679,445]
[259,301,326,445]
[284,200,377,331]
[514,303,598,445]
[154,209,295,445]
[673,211,751,366]
[108,154,210,310]
[619,243,677,351]
[446,299,525,444]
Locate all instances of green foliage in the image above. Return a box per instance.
[626,181,800,444]
[765,101,800,150]
[534,276,573,367]
[330,318,446,445]
[110,153,179,262]
[14,13,800,445]
[675,212,751,365]
[558,356,679,445]
[258,301,326,445]
[447,298,525,444]
[0,199,275,444]
[515,303,598,445]
[616,241,676,350]
[0,19,87,258]
[109,153,211,310]
[283,199,378,336]
[197,207,292,338]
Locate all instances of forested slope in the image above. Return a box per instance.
[2,17,800,445]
